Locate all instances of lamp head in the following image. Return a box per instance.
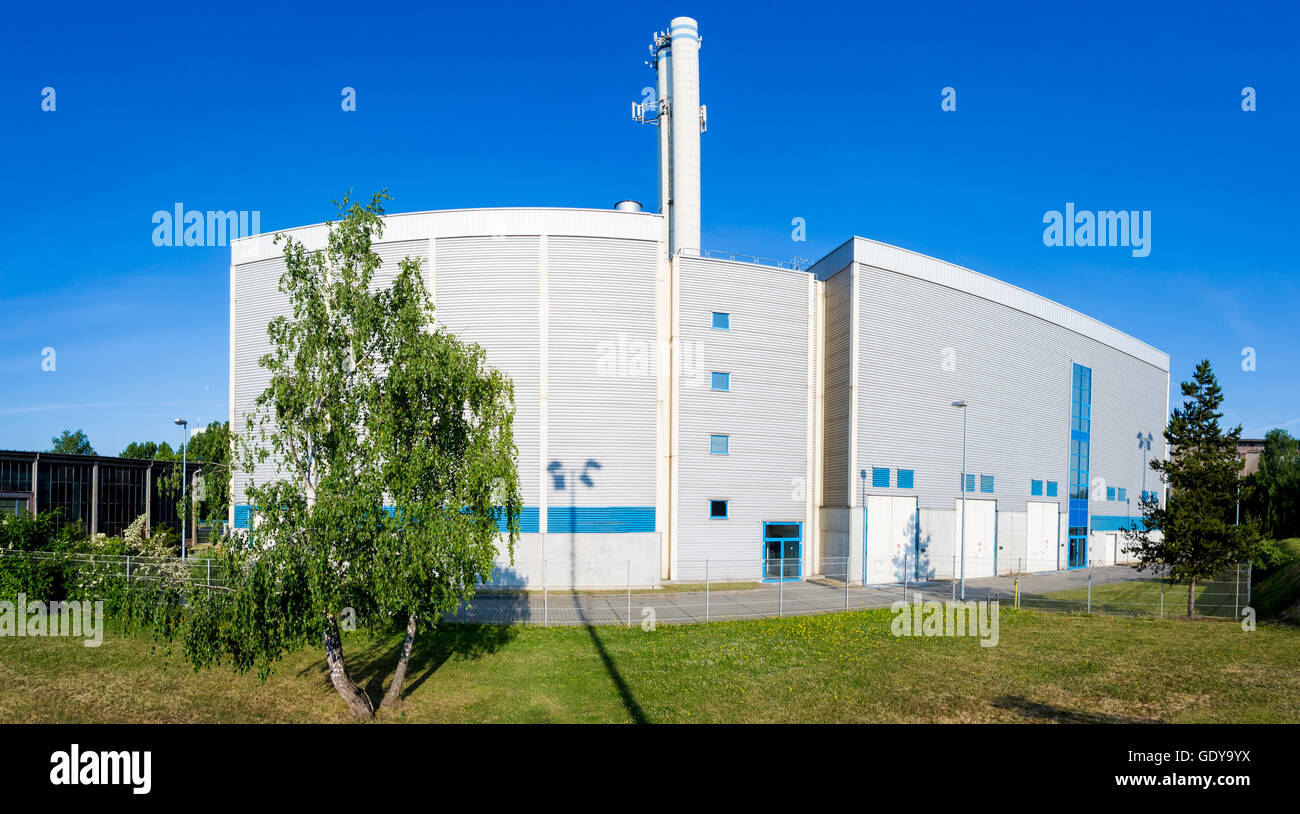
[951,401,968,408]
[173,418,187,427]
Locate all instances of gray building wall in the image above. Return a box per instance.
[675,256,813,581]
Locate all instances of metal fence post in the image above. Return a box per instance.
[626,559,632,629]
[1234,562,1240,619]
[1246,562,1252,610]
[778,562,784,618]
[1159,565,1165,618]
[543,559,548,628]
[1087,561,1092,614]
[207,558,212,588]
[844,557,849,611]
[705,558,710,623]
[126,555,131,582]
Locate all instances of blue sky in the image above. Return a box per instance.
[1,0,1296,455]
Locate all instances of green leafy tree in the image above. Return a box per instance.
[1244,429,1300,539]
[119,440,177,460]
[1124,360,1273,615]
[50,429,94,455]
[181,191,520,719]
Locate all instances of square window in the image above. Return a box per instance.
[709,434,729,455]
[711,312,730,330]
[1031,479,1043,496]
[1118,487,1127,502]
[897,469,914,489]
[1106,486,1116,501]
[980,474,994,493]
[709,499,728,519]
[872,467,890,488]
[711,371,730,391]
[1047,481,1058,497]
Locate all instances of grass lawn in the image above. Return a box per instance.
[2,607,1298,724]
[1026,577,1245,618]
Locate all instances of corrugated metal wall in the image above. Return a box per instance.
[853,261,1167,521]
[546,236,658,519]
[821,266,853,507]
[675,256,813,580]
[434,236,541,508]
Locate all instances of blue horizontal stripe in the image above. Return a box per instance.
[548,506,655,533]
[1091,515,1140,531]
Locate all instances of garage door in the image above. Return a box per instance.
[866,495,917,584]
[953,498,997,578]
[1025,501,1060,572]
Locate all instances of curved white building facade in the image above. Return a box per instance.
[229,16,1169,588]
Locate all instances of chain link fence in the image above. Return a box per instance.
[1007,560,1252,620]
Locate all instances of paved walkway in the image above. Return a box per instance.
[443,564,1147,626]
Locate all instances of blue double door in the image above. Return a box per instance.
[762,521,802,581]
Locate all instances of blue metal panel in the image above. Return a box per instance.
[1031,479,1043,496]
[711,371,730,391]
[897,469,914,489]
[1091,515,1139,531]
[711,311,730,330]
[871,467,890,488]
[234,504,251,528]
[547,506,655,533]
[980,474,994,493]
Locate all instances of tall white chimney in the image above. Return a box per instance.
[667,16,701,257]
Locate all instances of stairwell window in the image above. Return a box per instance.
[711,311,730,330]
[711,371,730,391]
[710,499,729,519]
[710,434,729,455]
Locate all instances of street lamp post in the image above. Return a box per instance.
[952,401,969,600]
[174,418,188,561]
[1137,431,1153,505]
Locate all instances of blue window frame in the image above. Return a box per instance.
[1106,486,1116,501]
[711,311,730,330]
[1047,480,1058,497]
[1031,479,1043,496]
[762,521,802,582]
[980,474,994,493]
[711,371,730,391]
[709,499,728,519]
[897,469,914,489]
[709,434,729,454]
[1067,363,1093,568]
[1117,487,1127,502]
[871,467,890,488]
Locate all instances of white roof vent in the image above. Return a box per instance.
[614,200,643,212]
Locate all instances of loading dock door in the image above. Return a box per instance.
[865,495,917,584]
[1025,502,1060,572]
[953,498,997,579]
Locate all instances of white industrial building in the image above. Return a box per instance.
[229,16,1168,588]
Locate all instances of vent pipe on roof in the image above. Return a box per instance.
[615,200,643,212]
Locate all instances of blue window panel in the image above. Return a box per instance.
[234,504,252,528]
[1106,486,1116,501]
[709,499,728,519]
[980,474,994,493]
[897,469,914,489]
[1047,481,1058,497]
[872,467,890,488]
[711,371,730,391]
[1091,515,1140,532]
[1117,487,1127,502]
[1031,479,1043,496]
[547,506,655,533]
[962,473,976,492]
[709,434,729,455]
[711,311,730,330]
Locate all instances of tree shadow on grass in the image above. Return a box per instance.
[991,695,1158,724]
[296,623,519,706]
